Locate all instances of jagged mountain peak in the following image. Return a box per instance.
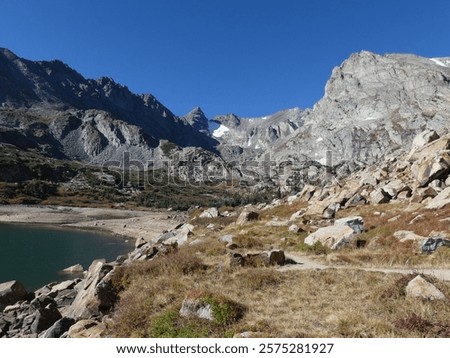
[0,47,19,60]
[181,106,209,132]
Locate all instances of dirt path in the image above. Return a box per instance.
[283,252,450,282]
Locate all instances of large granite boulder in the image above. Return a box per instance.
[405,275,445,300]
[304,216,364,250]
[66,260,115,320]
[0,281,28,311]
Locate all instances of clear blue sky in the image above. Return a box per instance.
[1,0,450,118]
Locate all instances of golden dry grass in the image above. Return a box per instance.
[108,243,450,338]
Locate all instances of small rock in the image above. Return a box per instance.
[199,207,219,219]
[236,210,259,225]
[421,237,450,253]
[288,224,300,233]
[265,219,289,227]
[179,297,213,321]
[62,264,84,273]
[388,215,401,222]
[405,275,445,300]
[289,210,305,222]
[219,234,234,244]
[135,237,147,249]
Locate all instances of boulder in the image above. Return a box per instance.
[49,280,78,296]
[382,180,409,199]
[67,319,105,338]
[158,223,194,246]
[41,317,75,338]
[359,172,378,186]
[299,185,316,201]
[0,281,28,311]
[31,303,62,334]
[236,210,259,225]
[304,225,354,250]
[346,193,367,207]
[409,130,440,155]
[409,136,450,163]
[408,137,450,186]
[335,216,365,234]
[421,237,450,253]
[199,207,219,219]
[412,152,450,187]
[322,203,340,219]
[405,275,445,300]
[410,186,437,203]
[370,188,391,204]
[134,237,147,249]
[426,187,450,209]
[303,216,363,250]
[66,260,115,320]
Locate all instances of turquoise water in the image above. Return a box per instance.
[0,223,133,291]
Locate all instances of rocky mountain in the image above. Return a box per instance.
[0,48,218,165]
[269,51,450,170]
[2,48,450,190]
[211,108,306,161]
[181,107,209,133]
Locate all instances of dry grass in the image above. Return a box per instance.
[260,200,308,220]
[108,243,450,338]
[315,203,450,268]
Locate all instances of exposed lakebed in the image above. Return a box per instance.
[0,223,133,291]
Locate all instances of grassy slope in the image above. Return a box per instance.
[108,198,450,338]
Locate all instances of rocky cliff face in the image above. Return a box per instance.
[0,48,218,166]
[270,51,450,168]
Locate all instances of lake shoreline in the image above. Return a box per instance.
[0,205,186,244]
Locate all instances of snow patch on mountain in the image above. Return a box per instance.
[213,124,230,138]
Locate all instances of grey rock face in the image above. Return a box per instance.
[212,108,306,160]
[0,48,218,166]
[66,260,115,320]
[269,51,450,170]
[182,107,209,132]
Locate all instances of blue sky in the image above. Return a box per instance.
[1,0,450,118]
